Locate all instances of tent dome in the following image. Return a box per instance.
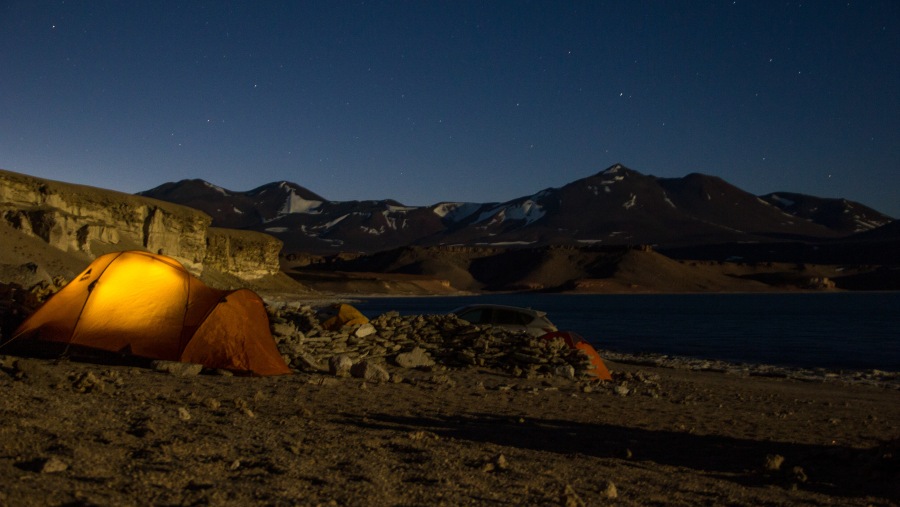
[11,251,290,376]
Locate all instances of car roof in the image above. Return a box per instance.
[451,304,547,318]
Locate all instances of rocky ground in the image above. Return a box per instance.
[2,299,899,506]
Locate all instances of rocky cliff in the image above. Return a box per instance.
[0,169,281,281]
[204,227,282,279]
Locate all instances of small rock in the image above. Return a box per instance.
[554,364,576,380]
[271,322,298,337]
[72,371,104,393]
[350,360,390,383]
[562,484,585,507]
[178,407,191,421]
[354,323,376,338]
[601,480,618,499]
[394,347,436,369]
[791,466,808,483]
[613,385,630,397]
[328,354,353,377]
[764,454,784,471]
[40,457,68,474]
[151,360,203,377]
[408,431,440,441]
[294,353,326,373]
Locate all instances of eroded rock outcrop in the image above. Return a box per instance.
[0,169,280,280]
[204,227,282,279]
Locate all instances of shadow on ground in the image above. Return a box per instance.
[344,412,899,501]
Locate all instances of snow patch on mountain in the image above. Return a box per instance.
[386,204,417,213]
[318,214,348,231]
[280,190,322,215]
[588,185,615,196]
[476,200,545,226]
[663,193,676,208]
[602,164,625,175]
[382,210,408,230]
[433,202,483,222]
[204,181,229,196]
[600,175,625,185]
[768,194,796,208]
[623,194,637,210]
[854,217,883,231]
[361,226,385,235]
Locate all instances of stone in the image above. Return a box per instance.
[763,454,784,471]
[601,480,618,499]
[72,371,104,393]
[178,407,192,421]
[394,347,435,369]
[328,354,354,377]
[554,364,576,380]
[40,457,69,474]
[292,353,326,372]
[354,323,376,338]
[350,360,390,383]
[613,385,630,397]
[562,484,585,507]
[151,360,203,376]
[271,322,299,338]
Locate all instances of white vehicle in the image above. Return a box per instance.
[451,304,558,337]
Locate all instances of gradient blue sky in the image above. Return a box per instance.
[2,1,898,217]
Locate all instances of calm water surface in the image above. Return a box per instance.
[353,293,900,371]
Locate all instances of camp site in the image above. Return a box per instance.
[2,250,898,505]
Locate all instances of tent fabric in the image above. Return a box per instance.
[12,251,290,376]
[540,330,612,380]
[322,304,369,331]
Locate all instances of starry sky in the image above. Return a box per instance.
[1,1,898,217]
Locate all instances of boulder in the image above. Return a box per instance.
[350,360,390,383]
[328,354,354,377]
[394,347,436,369]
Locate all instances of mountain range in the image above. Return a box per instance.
[139,164,894,255]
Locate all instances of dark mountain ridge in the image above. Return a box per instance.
[139,164,895,256]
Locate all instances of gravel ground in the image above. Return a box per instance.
[1,349,898,506]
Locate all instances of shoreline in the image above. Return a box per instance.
[272,291,900,375]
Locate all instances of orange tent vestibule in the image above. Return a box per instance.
[540,330,612,380]
[11,251,290,376]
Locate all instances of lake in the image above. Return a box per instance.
[353,293,900,371]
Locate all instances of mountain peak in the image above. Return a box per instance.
[599,163,629,176]
[248,180,325,202]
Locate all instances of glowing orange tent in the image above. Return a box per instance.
[541,331,612,380]
[11,251,290,376]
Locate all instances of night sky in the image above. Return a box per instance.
[2,1,898,217]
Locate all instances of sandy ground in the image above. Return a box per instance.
[1,352,898,506]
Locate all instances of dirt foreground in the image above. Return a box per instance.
[1,351,898,507]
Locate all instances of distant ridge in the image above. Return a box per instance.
[139,164,895,255]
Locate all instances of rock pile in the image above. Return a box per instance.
[268,306,600,381]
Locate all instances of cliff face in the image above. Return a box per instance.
[204,227,282,279]
[0,169,280,280]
